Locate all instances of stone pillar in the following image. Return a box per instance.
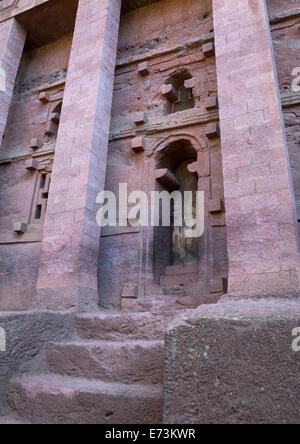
[34,0,122,311]
[0,18,26,145]
[213,0,300,297]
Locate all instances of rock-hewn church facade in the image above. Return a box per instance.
[0,0,300,424]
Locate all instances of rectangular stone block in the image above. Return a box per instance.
[50,112,60,124]
[122,283,138,299]
[13,222,27,234]
[132,136,145,153]
[38,92,50,103]
[26,159,39,171]
[45,120,58,137]
[30,138,43,150]
[209,277,226,293]
[161,84,179,103]
[184,77,196,89]
[209,198,223,214]
[164,300,300,424]
[138,62,150,76]
[206,122,220,139]
[202,42,215,57]
[205,96,219,110]
[133,112,147,125]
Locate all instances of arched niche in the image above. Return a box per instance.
[153,138,199,284]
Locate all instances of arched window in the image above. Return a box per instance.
[153,139,199,284]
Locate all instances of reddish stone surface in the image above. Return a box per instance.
[34,0,122,311]
[9,375,163,424]
[1,0,300,426]
[0,32,72,310]
[4,310,171,424]
[267,1,300,242]
[0,18,26,144]
[267,0,300,15]
[99,0,227,310]
[213,0,300,297]
[164,299,300,424]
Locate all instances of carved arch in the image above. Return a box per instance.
[151,133,208,157]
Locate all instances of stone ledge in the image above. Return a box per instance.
[0,0,48,23]
[165,299,300,424]
[116,32,214,68]
[269,8,300,25]
[281,92,300,109]
[110,109,219,141]
[0,225,43,244]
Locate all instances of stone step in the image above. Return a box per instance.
[165,264,199,276]
[76,311,171,341]
[47,340,164,384]
[162,273,198,287]
[8,375,163,424]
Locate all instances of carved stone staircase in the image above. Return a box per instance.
[1,311,174,424]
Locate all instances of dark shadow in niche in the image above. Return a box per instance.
[153,139,198,284]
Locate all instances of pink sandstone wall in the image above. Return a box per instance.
[0,35,72,310]
[99,0,227,309]
[267,1,300,236]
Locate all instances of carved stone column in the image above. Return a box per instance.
[213,0,300,296]
[34,0,122,311]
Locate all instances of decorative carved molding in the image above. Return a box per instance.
[269,8,300,25]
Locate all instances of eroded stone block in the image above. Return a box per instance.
[164,300,300,424]
[30,138,43,150]
[13,222,27,234]
[26,159,39,171]
[138,62,150,76]
[133,112,148,125]
[122,283,138,299]
[205,96,219,110]
[38,92,50,103]
[161,84,179,103]
[45,120,58,137]
[131,136,145,153]
[184,77,196,89]
[50,112,60,123]
[202,42,215,57]
[155,168,180,192]
[209,277,226,293]
[206,122,220,139]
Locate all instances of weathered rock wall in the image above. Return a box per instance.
[0,35,72,310]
